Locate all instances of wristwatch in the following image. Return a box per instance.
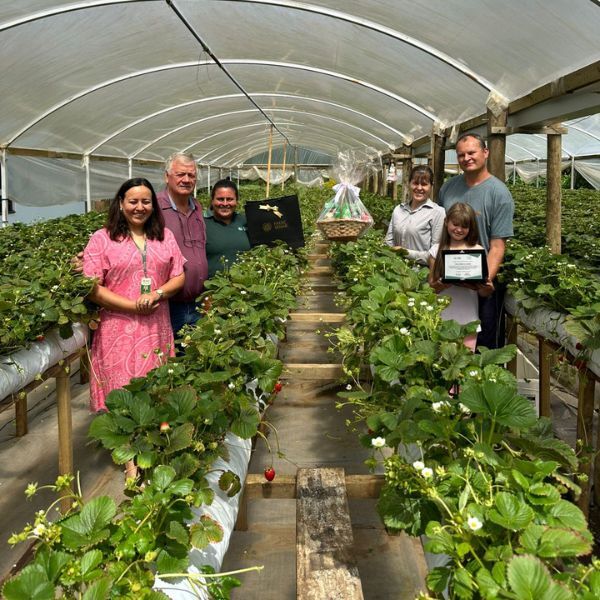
[155,289,165,300]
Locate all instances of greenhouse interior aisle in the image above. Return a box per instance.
[221,240,428,599]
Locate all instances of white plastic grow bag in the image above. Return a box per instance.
[505,294,600,379]
[0,324,88,402]
[154,431,252,599]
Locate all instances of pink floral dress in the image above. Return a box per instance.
[83,228,185,412]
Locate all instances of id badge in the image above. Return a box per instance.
[140,277,152,295]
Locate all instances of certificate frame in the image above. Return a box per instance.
[441,248,488,283]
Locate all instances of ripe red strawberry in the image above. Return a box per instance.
[264,467,275,482]
[273,381,283,393]
[36,335,45,342]
[160,421,170,433]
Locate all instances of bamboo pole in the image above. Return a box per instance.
[294,146,299,183]
[576,369,595,516]
[56,364,74,513]
[546,131,562,254]
[266,125,273,198]
[281,140,287,191]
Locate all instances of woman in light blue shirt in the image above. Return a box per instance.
[385,165,445,265]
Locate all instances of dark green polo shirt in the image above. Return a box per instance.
[204,211,252,278]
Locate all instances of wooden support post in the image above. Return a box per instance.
[392,177,398,202]
[546,130,562,254]
[576,369,595,516]
[296,468,363,600]
[538,337,552,418]
[400,145,413,204]
[487,107,508,182]
[79,346,90,384]
[56,364,73,513]
[506,314,518,377]
[431,133,446,203]
[14,392,28,437]
[593,377,600,507]
[235,486,248,531]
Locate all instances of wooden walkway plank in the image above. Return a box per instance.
[289,312,345,322]
[296,467,364,600]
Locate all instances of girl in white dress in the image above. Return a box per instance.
[428,203,494,351]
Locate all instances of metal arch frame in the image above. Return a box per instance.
[197,130,342,166]
[1,0,495,91]
[0,0,146,31]
[134,107,396,159]
[504,140,542,163]
[187,121,359,166]
[208,135,345,167]
[226,0,495,92]
[565,122,600,149]
[6,60,437,148]
[88,92,410,155]
[198,123,368,166]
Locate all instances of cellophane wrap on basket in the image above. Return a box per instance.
[317,153,374,242]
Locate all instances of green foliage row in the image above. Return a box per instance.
[0,183,328,355]
[4,243,304,599]
[329,234,599,600]
[502,241,600,351]
[0,213,105,353]
[509,185,600,272]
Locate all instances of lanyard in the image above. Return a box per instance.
[132,235,148,277]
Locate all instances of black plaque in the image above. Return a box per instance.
[245,195,305,249]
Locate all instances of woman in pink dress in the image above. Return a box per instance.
[83,178,185,415]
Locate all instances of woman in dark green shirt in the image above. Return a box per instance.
[204,178,251,278]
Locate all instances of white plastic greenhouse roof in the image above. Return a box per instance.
[1,1,600,206]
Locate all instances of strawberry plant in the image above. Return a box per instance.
[329,234,600,599]
[0,212,105,353]
[5,226,306,598]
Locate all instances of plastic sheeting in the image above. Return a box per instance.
[0,324,88,402]
[154,431,252,599]
[505,294,600,380]
[1,1,599,213]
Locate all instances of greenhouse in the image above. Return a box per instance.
[0,1,600,599]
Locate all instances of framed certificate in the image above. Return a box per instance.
[441,249,488,283]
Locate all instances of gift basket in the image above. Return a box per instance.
[317,152,374,242]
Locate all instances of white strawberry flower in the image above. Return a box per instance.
[371,436,386,448]
[467,516,483,531]
[421,467,434,479]
[412,460,425,471]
